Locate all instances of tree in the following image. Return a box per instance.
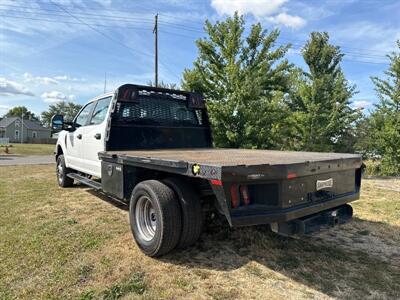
[365,40,400,175]
[291,32,359,152]
[181,13,294,149]
[5,106,37,120]
[41,101,82,127]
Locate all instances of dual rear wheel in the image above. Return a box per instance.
[129,179,203,257]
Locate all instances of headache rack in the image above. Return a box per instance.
[115,84,205,109]
[104,84,213,151]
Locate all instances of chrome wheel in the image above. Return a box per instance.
[135,196,157,241]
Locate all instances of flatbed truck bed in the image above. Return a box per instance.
[101,148,360,166]
[99,148,362,228]
[99,148,361,184]
[54,84,363,257]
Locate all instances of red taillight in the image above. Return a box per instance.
[287,172,297,179]
[210,179,223,186]
[240,185,250,205]
[230,184,239,208]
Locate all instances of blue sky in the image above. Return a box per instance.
[0,0,399,117]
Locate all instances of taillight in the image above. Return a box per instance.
[210,179,223,186]
[230,184,239,208]
[240,185,250,205]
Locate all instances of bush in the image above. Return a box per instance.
[364,160,400,177]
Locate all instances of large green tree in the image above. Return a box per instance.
[291,32,359,152]
[181,13,295,149]
[5,106,37,120]
[41,101,82,127]
[365,40,400,175]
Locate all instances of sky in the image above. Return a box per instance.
[0,0,399,118]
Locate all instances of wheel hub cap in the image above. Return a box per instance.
[135,196,157,241]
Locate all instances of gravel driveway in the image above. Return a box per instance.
[0,155,54,166]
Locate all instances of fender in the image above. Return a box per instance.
[55,131,68,165]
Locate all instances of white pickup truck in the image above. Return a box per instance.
[52,84,362,257]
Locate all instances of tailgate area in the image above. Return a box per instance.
[280,169,358,208]
[227,168,362,227]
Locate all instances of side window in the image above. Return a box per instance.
[75,102,95,127]
[90,97,112,125]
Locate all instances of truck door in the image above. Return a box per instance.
[65,101,96,172]
[80,96,112,177]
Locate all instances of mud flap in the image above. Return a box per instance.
[270,204,353,236]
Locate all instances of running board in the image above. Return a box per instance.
[67,173,102,190]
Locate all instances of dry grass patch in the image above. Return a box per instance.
[0,143,55,155]
[0,166,399,299]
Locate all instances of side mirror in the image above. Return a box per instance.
[51,114,64,132]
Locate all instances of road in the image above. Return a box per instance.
[0,155,54,166]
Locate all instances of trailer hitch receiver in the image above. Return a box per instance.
[270,204,353,236]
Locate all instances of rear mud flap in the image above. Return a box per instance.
[270,204,353,236]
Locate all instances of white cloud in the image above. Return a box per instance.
[41,91,76,103]
[267,12,306,29]
[0,77,34,96]
[210,0,305,29]
[54,75,86,82]
[352,100,372,110]
[211,0,287,17]
[0,104,10,116]
[23,72,59,85]
[54,75,68,81]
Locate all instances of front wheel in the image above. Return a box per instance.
[56,155,74,188]
[129,180,182,257]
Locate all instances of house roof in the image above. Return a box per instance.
[0,117,50,131]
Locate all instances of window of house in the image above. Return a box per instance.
[15,119,20,128]
[32,131,37,138]
[15,130,19,139]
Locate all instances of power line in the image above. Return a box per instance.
[159,29,388,66]
[1,2,389,70]
[0,12,386,67]
[48,1,153,59]
[0,14,153,30]
[2,2,391,59]
[0,5,155,23]
[47,0,181,82]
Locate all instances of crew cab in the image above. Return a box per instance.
[52,84,362,257]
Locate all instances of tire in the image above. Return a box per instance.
[56,155,74,188]
[129,180,182,257]
[163,177,203,249]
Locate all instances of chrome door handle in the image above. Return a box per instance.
[94,133,101,140]
[76,134,82,139]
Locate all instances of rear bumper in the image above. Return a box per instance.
[230,191,359,227]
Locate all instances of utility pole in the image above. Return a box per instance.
[153,13,158,87]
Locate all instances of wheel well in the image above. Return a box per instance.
[55,145,63,160]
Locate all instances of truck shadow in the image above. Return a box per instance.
[162,217,400,298]
[86,189,128,211]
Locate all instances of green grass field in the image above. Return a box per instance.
[0,143,55,155]
[0,165,399,299]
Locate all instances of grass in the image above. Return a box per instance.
[0,165,399,299]
[0,143,55,155]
